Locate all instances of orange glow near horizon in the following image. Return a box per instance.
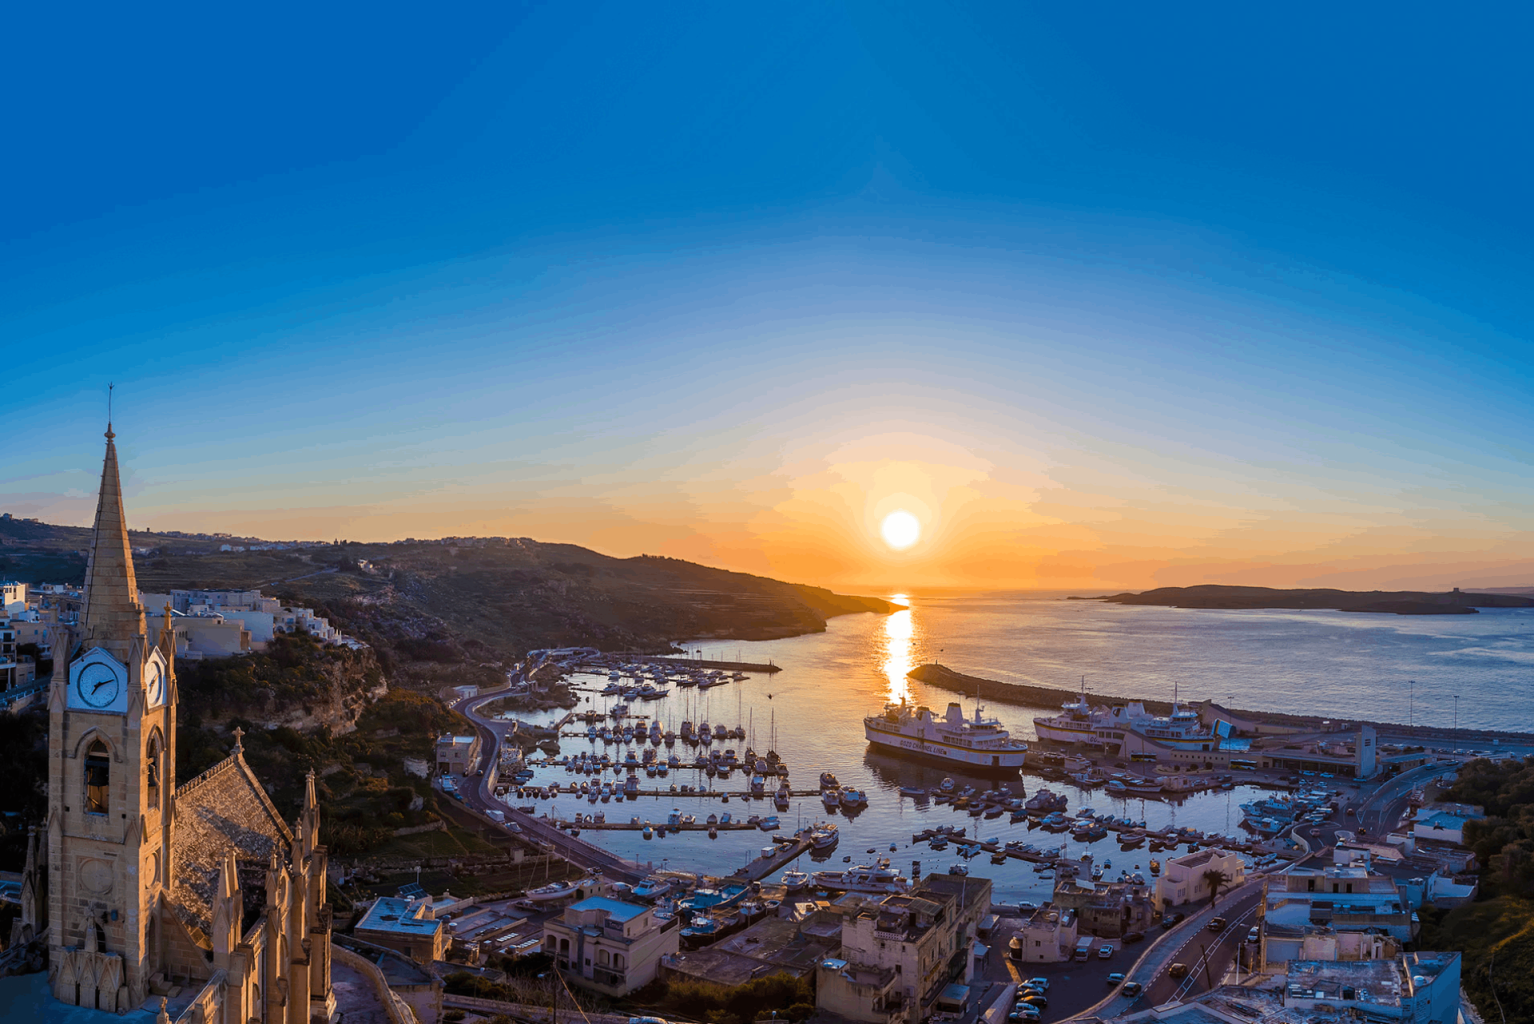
[82,416,1534,595]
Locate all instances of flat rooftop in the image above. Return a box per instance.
[1287,958,1402,1004]
[569,896,648,922]
[356,897,442,937]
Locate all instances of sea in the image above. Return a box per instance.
[502,590,1534,902]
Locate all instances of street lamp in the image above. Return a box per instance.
[1409,680,1414,728]
[1453,695,1459,731]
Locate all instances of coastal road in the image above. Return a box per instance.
[1352,761,1462,840]
[1067,877,1264,1021]
[455,681,645,884]
[1266,760,1463,856]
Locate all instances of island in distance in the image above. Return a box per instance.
[1072,583,1534,615]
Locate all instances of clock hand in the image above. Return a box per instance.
[92,678,114,692]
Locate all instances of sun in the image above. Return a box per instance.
[880,510,921,550]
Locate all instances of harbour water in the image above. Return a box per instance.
[501,590,1533,900]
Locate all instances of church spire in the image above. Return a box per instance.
[80,424,146,660]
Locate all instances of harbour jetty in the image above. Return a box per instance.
[655,656,781,673]
[727,833,813,882]
[908,662,1534,744]
[908,663,1175,716]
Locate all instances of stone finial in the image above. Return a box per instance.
[157,997,170,1024]
[231,727,244,755]
[220,848,239,900]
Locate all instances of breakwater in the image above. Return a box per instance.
[907,663,1534,744]
[907,663,1176,716]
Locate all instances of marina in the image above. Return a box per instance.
[481,643,1317,902]
[466,592,1534,905]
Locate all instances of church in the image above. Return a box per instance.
[14,424,333,1022]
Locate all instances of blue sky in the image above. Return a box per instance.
[3,2,1531,589]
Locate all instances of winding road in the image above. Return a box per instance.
[454,679,645,884]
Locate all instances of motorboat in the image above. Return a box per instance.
[524,877,592,902]
[811,864,909,894]
[633,876,674,900]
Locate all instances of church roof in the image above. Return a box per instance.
[170,753,295,939]
[80,426,146,661]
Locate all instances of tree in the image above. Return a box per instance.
[1203,867,1233,908]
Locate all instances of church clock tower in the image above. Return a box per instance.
[47,424,177,1012]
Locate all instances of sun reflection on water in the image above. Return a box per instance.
[882,594,915,703]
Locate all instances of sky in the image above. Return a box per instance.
[3,2,1532,591]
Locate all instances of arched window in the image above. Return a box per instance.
[613,952,625,970]
[598,949,610,966]
[146,735,162,809]
[85,741,110,815]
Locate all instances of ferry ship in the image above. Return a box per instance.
[864,699,1028,774]
[1036,697,1226,755]
[1033,696,1099,744]
[1105,703,1225,753]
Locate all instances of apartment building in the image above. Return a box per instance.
[544,897,679,996]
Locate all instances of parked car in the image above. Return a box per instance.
[1162,911,1186,928]
[1027,978,1050,991]
[1208,916,1227,932]
[1247,926,1260,942]
[1122,981,1143,998]
[1123,930,1146,944]
[1098,945,1114,959]
[1107,972,1126,986]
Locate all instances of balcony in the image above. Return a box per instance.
[593,967,626,988]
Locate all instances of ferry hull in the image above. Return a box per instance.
[864,727,1026,775]
[1032,721,1099,745]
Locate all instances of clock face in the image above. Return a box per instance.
[77,662,122,709]
[144,661,163,706]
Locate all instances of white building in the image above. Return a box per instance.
[1,580,27,616]
[1412,811,1473,847]
[1154,847,1246,910]
[817,875,991,1024]
[544,896,679,996]
[1263,862,1415,944]
[1010,903,1077,963]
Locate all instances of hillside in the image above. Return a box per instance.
[0,517,902,660]
[1079,584,1534,615]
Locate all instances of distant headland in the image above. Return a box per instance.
[1068,584,1534,615]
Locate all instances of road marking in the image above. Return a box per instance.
[1170,900,1259,1000]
